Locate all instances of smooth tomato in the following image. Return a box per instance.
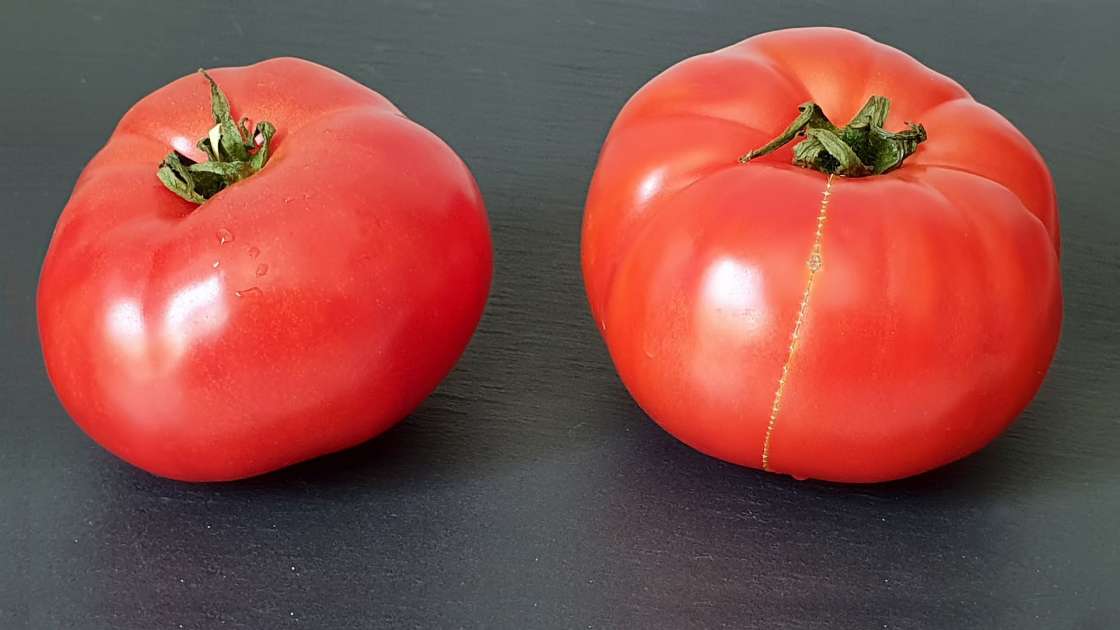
[38,58,491,481]
[582,28,1061,482]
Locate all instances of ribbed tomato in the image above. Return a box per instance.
[582,28,1060,482]
[38,59,491,481]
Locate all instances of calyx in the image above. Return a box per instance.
[739,96,926,177]
[156,70,277,203]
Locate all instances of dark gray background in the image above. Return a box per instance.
[2,1,1117,628]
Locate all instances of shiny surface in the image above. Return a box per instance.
[582,28,1062,482]
[2,2,1117,628]
[37,59,493,480]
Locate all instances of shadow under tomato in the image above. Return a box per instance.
[579,405,1073,627]
[235,394,521,490]
[559,329,1118,627]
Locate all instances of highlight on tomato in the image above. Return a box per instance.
[38,58,492,481]
[582,28,1061,483]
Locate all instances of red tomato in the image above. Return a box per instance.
[38,58,491,481]
[582,28,1061,482]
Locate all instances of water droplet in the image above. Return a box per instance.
[217,228,234,245]
[807,254,823,271]
[247,246,260,259]
[255,263,269,277]
[235,287,262,298]
[211,260,220,268]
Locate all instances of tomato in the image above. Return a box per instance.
[582,28,1061,483]
[38,58,492,481]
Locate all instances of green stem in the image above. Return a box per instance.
[156,70,277,204]
[738,96,926,177]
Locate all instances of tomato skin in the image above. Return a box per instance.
[37,58,492,481]
[582,28,1061,483]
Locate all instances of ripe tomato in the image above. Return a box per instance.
[38,58,492,481]
[582,28,1061,482]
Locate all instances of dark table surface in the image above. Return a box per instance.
[2,1,1118,628]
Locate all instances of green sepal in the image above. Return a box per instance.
[156,151,206,204]
[248,121,276,172]
[739,95,927,177]
[155,69,278,204]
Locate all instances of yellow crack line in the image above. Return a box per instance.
[761,174,834,471]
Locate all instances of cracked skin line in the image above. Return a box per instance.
[761,173,834,472]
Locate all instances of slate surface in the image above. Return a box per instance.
[1,2,1117,628]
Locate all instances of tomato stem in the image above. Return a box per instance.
[156,70,277,204]
[738,96,926,176]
